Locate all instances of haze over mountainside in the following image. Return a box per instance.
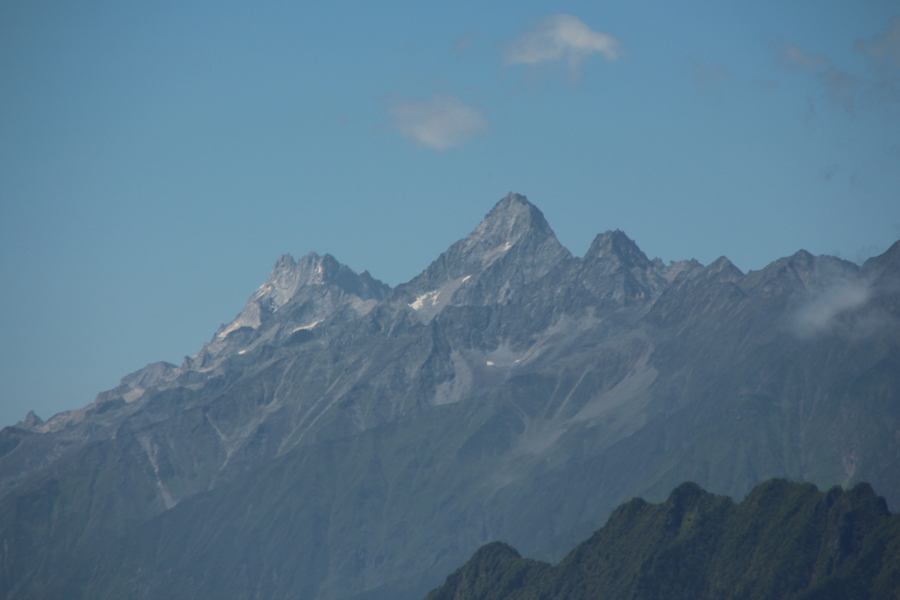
[0,193,898,600]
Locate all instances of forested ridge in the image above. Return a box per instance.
[426,479,900,600]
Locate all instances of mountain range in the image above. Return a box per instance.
[1,192,898,599]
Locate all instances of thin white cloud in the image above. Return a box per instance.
[817,67,859,112]
[686,58,731,90]
[854,18,900,72]
[776,42,828,71]
[774,22,900,114]
[385,94,487,151]
[855,19,900,106]
[791,278,872,337]
[503,14,621,78]
[773,40,860,113]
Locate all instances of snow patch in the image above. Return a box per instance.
[480,239,517,266]
[218,321,242,339]
[292,320,323,333]
[408,274,473,321]
[123,388,145,403]
[139,436,176,509]
[217,304,262,339]
[410,290,441,311]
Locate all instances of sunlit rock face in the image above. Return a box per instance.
[395,192,573,318]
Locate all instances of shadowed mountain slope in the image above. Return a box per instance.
[0,193,898,599]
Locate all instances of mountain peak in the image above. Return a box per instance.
[490,191,537,214]
[398,193,571,313]
[704,256,744,281]
[470,192,553,247]
[452,192,562,265]
[260,252,389,308]
[585,230,651,268]
[575,229,667,305]
[863,238,900,281]
[208,252,389,343]
[15,410,43,431]
[273,252,295,270]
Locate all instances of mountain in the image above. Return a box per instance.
[424,478,900,600]
[394,193,571,314]
[0,192,898,599]
[0,250,389,502]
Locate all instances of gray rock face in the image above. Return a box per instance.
[186,251,390,372]
[575,229,668,306]
[394,192,572,318]
[0,193,897,600]
[0,250,391,502]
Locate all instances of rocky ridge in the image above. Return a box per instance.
[0,192,897,600]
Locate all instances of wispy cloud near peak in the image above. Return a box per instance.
[773,39,859,113]
[503,14,621,78]
[774,20,900,114]
[385,94,487,151]
[791,278,873,338]
[855,18,900,72]
[777,43,828,71]
[686,58,731,96]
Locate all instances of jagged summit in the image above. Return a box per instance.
[574,229,669,305]
[15,410,43,431]
[466,192,556,248]
[740,250,862,299]
[219,252,390,337]
[396,193,571,316]
[585,229,650,267]
[863,239,900,283]
[260,252,390,312]
[425,192,567,274]
[183,252,390,370]
[706,255,744,278]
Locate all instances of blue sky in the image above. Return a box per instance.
[1,1,898,427]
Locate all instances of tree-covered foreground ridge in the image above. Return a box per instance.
[426,479,900,600]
